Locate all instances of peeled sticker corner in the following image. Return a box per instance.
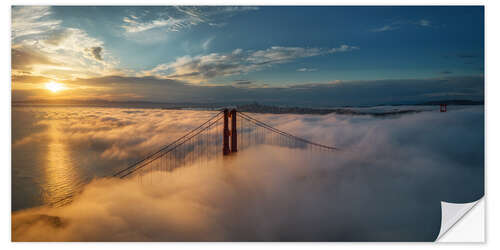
[436,198,483,241]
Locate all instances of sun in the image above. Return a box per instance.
[45,82,66,93]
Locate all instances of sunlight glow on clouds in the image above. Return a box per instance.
[11,6,119,82]
[13,108,221,161]
[10,6,483,104]
[45,82,66,93]
[11,6,61,39]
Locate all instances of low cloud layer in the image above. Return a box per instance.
[12,107,484,241]
[12,74,484,106]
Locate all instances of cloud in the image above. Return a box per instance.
[419,19,431,27]
[11,47,60,71]
[11,6,61,39]
[121,16,198,33]
[12,74,484,106]
[11,6,118,81]
[43,29,73,46]
[142,45,359,83]
[11,107,484,241]
[371,19,435,33]
[329,44,359,52]
[121,6,258,35]
[233,80,252,85]
[202,37,215,51]
[11,74,53,85]
[248,46,323,64]
[371,25,399,32]
[297,68,317,72]
[87,47,103,61]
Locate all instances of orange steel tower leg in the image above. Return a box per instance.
[223,109,230,155]
[231,109,237,153]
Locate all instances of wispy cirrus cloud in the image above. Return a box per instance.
[371,19,435,32]
[121,14,197,33]
[121,6,258,36]
[142,45,359,83]
[297,68,317,72]
[371,25,399,32]
[202,36,215,51]
[11,6,61,39]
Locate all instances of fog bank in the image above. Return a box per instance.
[12,107,484,241]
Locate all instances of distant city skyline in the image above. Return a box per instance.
[12,6,484,106]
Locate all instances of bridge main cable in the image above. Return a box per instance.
[237,111,338,151]
[119,115,223,178]
[112,110,224,178]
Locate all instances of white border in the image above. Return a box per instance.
[4,0,491,5]
[3,0,496,249]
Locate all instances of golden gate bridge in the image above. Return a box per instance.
[50,109,338,206]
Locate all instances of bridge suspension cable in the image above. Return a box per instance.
[113,110,224,179]
[237,111,338,151]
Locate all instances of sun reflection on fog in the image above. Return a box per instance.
[42,119,80,205]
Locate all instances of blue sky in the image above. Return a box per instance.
[11,6,484,105]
